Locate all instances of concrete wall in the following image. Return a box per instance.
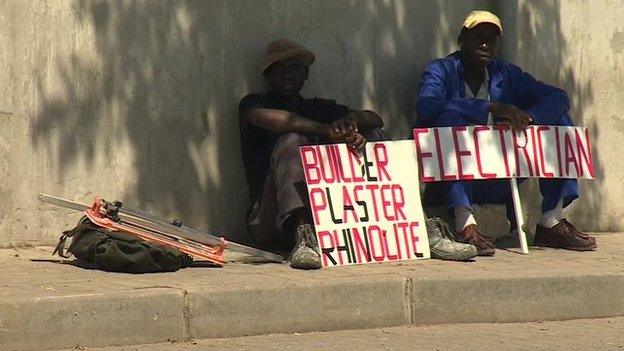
[495,0,624,232]
[0,0,619,247]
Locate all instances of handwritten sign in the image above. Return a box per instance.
[413,126,594,182]
[300,140,430,267]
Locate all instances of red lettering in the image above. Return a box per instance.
[373,144,391,181]
[391,224,403,260]
[384,227,399,261]
[576,129,595,178]
[473,126,496,178]
[413,128,435,182]
[391,185,406,221]
[495,125,511,177]
[309,188,327,225]
[319,146,337,183]
[513,129,534,177]
[368,225,386,262]
[300,146,321,184]
[331,145,352,183]
[529,126,541,176]
[395,222,411,258]
[555,127,563,176]
[451,126,474,180]
[537,126,554,178]
[409,221,421,257]
[380,185,394,220]
[564,131,580,176]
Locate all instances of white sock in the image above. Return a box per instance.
[454,206,477,232]
[540,200,564,228]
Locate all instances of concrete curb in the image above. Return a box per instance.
[1,288,186,351]
[409,274,624,324]
[3,272,624,350]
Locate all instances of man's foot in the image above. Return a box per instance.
[426,218,478,261]
[289,223,322,269]
[458,224,496,256]
[533,219,597,251]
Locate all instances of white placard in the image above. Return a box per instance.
[412,126,595,182]
[300,140,430,267]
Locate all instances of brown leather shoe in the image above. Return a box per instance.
[458,224,495,256]
[533,219,597,251]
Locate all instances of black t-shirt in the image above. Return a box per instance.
[239,91,350,201]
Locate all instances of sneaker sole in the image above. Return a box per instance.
[430,247,478,261]
[477,247,496,256]
[290,261,321,269]
[533,242,597,251]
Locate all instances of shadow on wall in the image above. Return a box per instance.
[32,1,585,243]
[28,0,495,243]
[30,1,258,242]
[495,0,603,231]
[29,1,604,236]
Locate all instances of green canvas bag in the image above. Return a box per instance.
[54,217,193,273]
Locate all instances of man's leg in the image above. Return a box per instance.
[532,113,596,250]
[426,111,495,256]
[247,132,321,268]
[270,133,323,268]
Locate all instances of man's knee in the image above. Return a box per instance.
[543,112,573,127]
[434,111,468,127]
[272,133,311,162]
[276,132,310,147]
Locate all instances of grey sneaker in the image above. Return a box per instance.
[290,223,322,269]
[426,218,478,261]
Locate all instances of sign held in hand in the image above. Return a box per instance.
[300,140,430,267]
[413,125,594,182]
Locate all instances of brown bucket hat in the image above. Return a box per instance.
[262,38,316,73]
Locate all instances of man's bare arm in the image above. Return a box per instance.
[331,110,384,135]
[350,110,384,130]
[246,108,338,140]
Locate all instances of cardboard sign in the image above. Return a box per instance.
[413,125,594,182]
[300,140,430,267]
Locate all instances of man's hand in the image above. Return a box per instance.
[329,114,366,151]
[331,115,358,135]
[344,132,366,151]
[489,102,533,130]
[322,124,366,151]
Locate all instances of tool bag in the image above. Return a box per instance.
[54,217,193,273]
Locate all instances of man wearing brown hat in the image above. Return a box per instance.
[415,10,596,256]
[239,38,387,269]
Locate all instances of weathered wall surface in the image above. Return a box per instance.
[496,0,624,232]
[0,0,618,247]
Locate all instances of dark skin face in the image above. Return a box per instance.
[263,57,309,98]
[458,23,533,130]
[459,23,501,72]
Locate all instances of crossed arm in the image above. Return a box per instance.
[246,108,383,149]
[417,61,570,129]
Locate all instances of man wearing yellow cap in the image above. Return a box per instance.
[415,10,596,255]
[239,39,387,269]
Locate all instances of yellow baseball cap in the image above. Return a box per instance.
[462,10,502,34]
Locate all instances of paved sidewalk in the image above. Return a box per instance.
[2,233,624,351]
